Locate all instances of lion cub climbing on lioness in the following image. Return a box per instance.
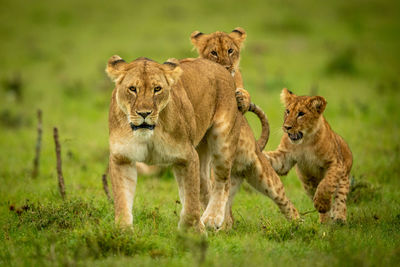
[268,89,353,223]
[190,27,269,150]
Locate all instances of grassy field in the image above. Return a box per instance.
[1,0,400,266]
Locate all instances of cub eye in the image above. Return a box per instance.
[128,86,137,93]
[211,51,218,56]
[285,109,290,114]
[154,86,162,93]
[298,111,305,117]
[228,48,234,54]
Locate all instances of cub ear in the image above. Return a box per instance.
[280,88,295,106]
[190,30,205,47]
[106,55,127,82]
[162,61,183,86]
[229,27,247,45]
[308,96,327,114]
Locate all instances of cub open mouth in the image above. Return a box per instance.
[288,132,303,141]
[130,122,155,131]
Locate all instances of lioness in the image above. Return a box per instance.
[264,89,353,223]
[107,56,241,230]
[107,56,299,231]
[191,27,270,150]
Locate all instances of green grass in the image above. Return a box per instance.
[1,0,400,266]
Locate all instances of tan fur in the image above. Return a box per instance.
[107,56,299,232]
[191,27,270,150]
[107,56,242,231]
[266,89,353,223]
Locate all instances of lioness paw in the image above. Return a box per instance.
[201,213,225,231]
[178,215,205,233]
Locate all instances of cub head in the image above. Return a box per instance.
[190,27,246,75]
[280,88,327,144]
[106,55,182,138]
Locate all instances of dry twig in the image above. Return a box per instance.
[102,173,112,202]
[32,109,42,178]
[53,127,66,199]
[300,209,317,216]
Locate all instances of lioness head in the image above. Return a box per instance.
[190,27,246,75]
[106,55,182,138]
[280,88,327,144]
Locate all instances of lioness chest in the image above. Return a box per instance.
[110,132,188,165]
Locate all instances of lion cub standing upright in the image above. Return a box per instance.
[266,89,353,223]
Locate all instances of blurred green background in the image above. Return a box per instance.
[1,0,400,266]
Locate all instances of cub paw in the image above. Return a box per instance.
[201,213,225,231]
[313,190,332,214]
[235,88,251,113]
[332,213,347,225]
[332,218,346,225]
[319,212,331,223]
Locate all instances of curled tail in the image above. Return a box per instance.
[249,103,270,150]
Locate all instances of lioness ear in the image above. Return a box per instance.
[229,27,247,45]
[190,31,205,47]
[162,61,183,86]
[280,88,295,106]
[106,55,127,82]
[308,96,327,114]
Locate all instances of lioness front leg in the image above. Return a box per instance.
[109,156,138,226]
[201,118,239,230]
[201,162,231,230]
[173,148,204,232]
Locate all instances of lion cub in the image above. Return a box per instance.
[190,27,269,150]
[265,89,353,223]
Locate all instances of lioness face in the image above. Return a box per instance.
[191,27,246,75]
[107,56,182,138]
[280,88,327,144]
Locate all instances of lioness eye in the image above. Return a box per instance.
[211,51,218,56]
[154,86,162,93]
[228,48,233,54]
[286,109,290,114]
[298,111,305,117]
[128,86,137,93]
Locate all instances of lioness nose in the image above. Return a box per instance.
[137,111,152,119]
[284,125,292,130]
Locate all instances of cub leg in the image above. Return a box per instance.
[264,148,296,176]
[109,156,137,226]
[313,165,343,215]
[295,168,329,222]
[173,147,203,232]
[245,149,300,220]
[331,174,350,223]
